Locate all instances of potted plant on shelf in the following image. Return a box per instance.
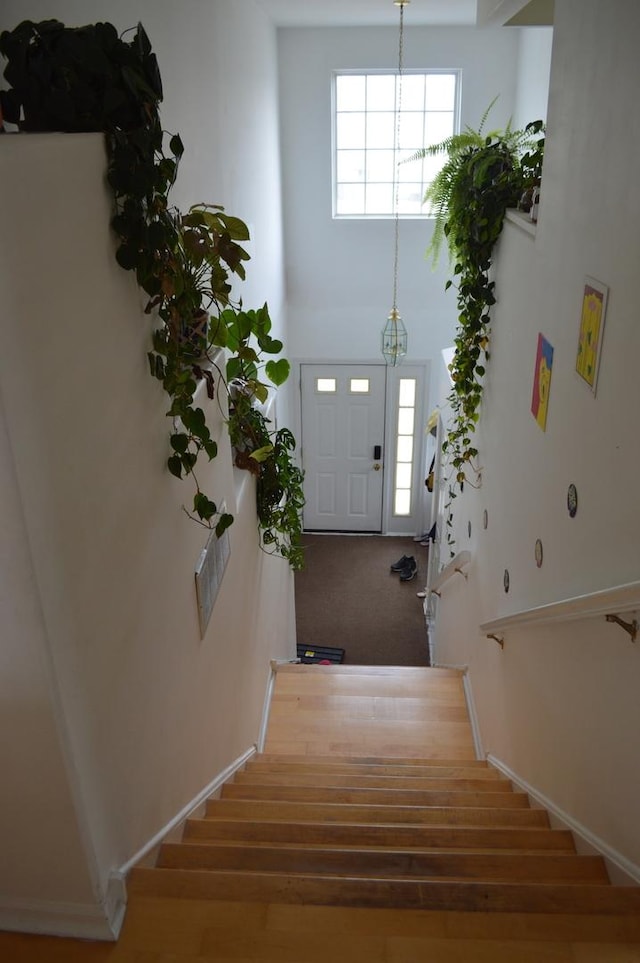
[407,98,544,266]
[0,17,305,567]
[406,100,544,555]
[0,19,162,133]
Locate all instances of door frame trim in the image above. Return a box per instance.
[293,358,431,535]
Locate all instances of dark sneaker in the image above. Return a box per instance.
[399,561,418,582]
[390,554,414,573]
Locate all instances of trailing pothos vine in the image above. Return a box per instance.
[0,18,304,569]
[409,104,544,552]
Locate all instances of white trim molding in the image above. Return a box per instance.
[0,898,116,941]
[488,754,640,887]
[462,670,484,761]
[112,744,257,907]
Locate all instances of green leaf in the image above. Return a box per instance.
[170,433,190,454]
[215,513,234,537]
[216,212,251,241]
[168,455,183,478]
[250,445,274,463]
[181,452,197,474]
[169,133,184,158]
[193,492,216,521]
[209,317,228,347]
[265,358,290,386]
[115,243,138,271]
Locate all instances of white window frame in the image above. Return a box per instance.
[332,69,461,220]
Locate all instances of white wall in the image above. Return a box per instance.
[277,25,522,370]
[0,0,294,938]
[513,27,553,127]
[0,394,97,924]
[433,0,640,873]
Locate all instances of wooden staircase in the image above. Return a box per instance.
[129,665,640,926]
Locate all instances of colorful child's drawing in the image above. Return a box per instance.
[531,333,554,431]
[576,278,607,392]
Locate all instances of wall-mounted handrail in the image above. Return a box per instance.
[430,551,471,597]
[480,579,640,633]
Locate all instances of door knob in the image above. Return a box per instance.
[373,463,381,471]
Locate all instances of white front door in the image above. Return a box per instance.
[301,364,386,531]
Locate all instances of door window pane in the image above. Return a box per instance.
[350,379,370,393]
[393,378,417,517]
[316,378,336,393]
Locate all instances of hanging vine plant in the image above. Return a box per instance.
[0,18,305,568]
[408,104,544,551]
[413,105,544,484]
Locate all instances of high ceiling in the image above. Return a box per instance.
[255,1,479,28]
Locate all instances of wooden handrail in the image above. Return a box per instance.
[480,580,640,633]
[430,551,471,597]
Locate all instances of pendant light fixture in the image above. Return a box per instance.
[381,0,409,366]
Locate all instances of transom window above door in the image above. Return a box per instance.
[333,70,460,218]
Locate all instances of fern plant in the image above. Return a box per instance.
[407,98,543,265]
[407,100,544,557]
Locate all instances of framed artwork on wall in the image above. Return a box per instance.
[576,276,608,394]
[531,332,554,431]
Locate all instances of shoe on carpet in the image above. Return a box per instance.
[399,562,418,582]
[390,554,415,573]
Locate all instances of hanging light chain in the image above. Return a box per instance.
[392,0,407,311]
[382,0,409,367]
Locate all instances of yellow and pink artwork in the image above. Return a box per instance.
[531,333,554,431]
[576,278,607,392]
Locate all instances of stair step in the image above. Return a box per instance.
[158,842,609,883]
[185,818,575,852]
[128,867,640,915]
[277,664,463,678]
[273,672,470,701]
[204,798,549,828]
[236,771,509,792]
[221,783,529,809]
[246,758,498,779]
[253,753,489,770]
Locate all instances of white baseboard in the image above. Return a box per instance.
[0,898,116,941]
[259,658,297,751]
[461,669,484,761]
[487,754,640,887]
[115,744,257,885]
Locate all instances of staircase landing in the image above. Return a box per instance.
[264,663,478,760]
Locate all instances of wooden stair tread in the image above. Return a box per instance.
[128,867,640,914]
[246,760,498,781]
[185,817,574,851]
[276,664,464,678]
[205,798,549,827]
[158,842,609,882]
[253,753,489,769]
[235,771,510,791]
[271,675,471,703]
[221,783,530,808]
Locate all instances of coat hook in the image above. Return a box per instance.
[605,614,638,642]
[486,633,504,649]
